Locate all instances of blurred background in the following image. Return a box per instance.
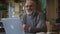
[0,0,60,34]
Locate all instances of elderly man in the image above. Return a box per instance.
[21,0,47,34]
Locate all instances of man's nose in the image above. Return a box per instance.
[27,7,31,9]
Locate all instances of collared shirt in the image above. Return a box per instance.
[20,12,47,34]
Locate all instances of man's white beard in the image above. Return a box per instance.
[26,11,33,15]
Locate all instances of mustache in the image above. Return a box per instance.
[26,11,33,15]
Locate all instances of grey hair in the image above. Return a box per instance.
[25,0,42,12]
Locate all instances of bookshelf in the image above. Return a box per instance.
[0,2,9,18]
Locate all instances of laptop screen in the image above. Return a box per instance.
[2,18,25,34]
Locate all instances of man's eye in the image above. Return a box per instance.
[25,5,33,7]
[29,5,33,7]
[25,6,28,7]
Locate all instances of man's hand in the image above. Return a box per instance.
[36,22,41,28]
[23,24,29,31]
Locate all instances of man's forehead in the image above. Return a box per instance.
[25,1,36,6]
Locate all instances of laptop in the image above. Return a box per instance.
[2,18,25,34]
